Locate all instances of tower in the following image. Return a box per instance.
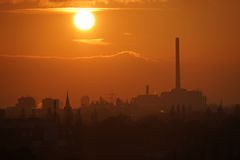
[159,37,207,112]
[64,92,73,126]
[65,92,71,108]
[176,37,181,90]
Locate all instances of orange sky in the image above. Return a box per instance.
[0,0,240,106]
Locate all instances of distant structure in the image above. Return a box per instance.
[42,98,59,120]
[160,37,207,111]
[132,38,207,112]
[42,98,59,112]
[64,92,73,126]
[81,96,90,107]
[175,37,181,90]
[16,96,36,109]
[132,85,159,108]
[16,96,36,117]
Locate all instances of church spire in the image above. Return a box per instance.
[65,92,71,108]
[64,92,73,127]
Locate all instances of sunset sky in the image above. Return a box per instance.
[0,0,240,107]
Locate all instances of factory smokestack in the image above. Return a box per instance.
[176,37,181,89]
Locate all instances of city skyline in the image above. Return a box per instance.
[0,36,239,107]
[2,37,207,112]
[1,37,211,108]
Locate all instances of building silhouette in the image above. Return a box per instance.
[16,96,36,109]
[42,98,59,111]
[132,38,207,112]
[160,38,207,111]
[42,98,60,119]
[16,96,36,118]
[132,85,159,108]
[81,96,90,107]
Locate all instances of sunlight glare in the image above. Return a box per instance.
[73,9,95,31]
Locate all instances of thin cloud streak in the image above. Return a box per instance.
[123,32,133,36]
[0,0,168,7]
[1,7,166,14]
[73,39,111,46]
[0,51,159,62]
[3,7,110,14]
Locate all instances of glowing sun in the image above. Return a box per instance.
[74,9,95,31]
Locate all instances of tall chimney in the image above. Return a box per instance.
[176,37,181,89]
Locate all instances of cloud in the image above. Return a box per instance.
[3,7,107,14]
[73,38,111,46]
[0,0,169,9]
[0,51,159,62]
[123,32,133,36]
[1,7,166,14]
[2,0,238,10]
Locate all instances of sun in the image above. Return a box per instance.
[74,9,95,31]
